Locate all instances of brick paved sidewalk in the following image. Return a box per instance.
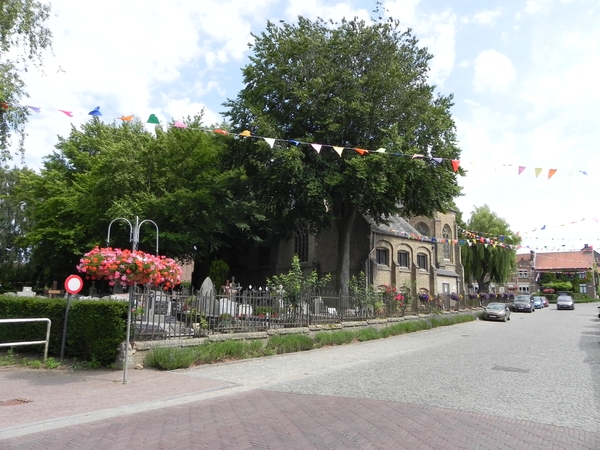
[0,366,230,430]
[2,388,599,449]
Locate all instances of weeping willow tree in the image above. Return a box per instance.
[461,205,520,293]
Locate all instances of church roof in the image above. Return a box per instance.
[366,215,422,237]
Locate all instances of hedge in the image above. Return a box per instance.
[0,295,127,365]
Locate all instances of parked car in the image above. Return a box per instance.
[513,295,535,313]
[556,294,575,310]
[482,302,511,322]
[532,296,544,309]
[541,296,549,307]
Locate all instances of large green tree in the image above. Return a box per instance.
[17,117,256,286]
[461,205,520,293]
[1,0,52,161]
[223,16,463,292]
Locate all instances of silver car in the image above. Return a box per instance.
[482,302,511,322]
[556,295,575,310]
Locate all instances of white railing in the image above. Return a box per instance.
[0,318,51,362]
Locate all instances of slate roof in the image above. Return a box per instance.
[366,215,422,237]
[534,250,596,271]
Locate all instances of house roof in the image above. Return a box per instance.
[437,269,460,278]
[534,251,596,271]
[366,215,422,237]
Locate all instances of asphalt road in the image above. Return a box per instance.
[2,302,599,449]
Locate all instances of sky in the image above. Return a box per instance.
[14,0,600,253]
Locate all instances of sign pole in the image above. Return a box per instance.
[61,275,83,361]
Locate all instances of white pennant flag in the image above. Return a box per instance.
[264,138,276,148]
[333,146,344,157]
[311,143,322,153]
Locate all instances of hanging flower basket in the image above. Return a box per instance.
[76,247,183,289]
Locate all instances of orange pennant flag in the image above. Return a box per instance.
[548,169,557,179]
[354,148,367,155]
[214,129,228,135]
[451,159,460,172]
[118,115,134,122]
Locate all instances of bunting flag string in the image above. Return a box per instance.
[387,228,517,250]
[4,101,597,178]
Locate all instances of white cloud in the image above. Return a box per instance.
[473,50,516,93]
[471,9,501,25]
[285,0,371,22]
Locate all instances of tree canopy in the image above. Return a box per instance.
[223,16,463,292]
[0,0,52,161]
[461,204,520,293]
[16,117,258,287]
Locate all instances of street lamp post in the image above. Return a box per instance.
[107,216,159,384]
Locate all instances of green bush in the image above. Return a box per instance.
[0,295,127,366]
[145,346,200,370]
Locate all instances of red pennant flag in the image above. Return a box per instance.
[451,159,460,172]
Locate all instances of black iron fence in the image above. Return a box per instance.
[124,287,472,341]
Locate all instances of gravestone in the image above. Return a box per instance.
[198,277,216,316]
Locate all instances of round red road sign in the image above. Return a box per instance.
[64,275,84,294]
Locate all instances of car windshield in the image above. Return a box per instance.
[486,303,504,310]
[515,296,530,302]
[558,297,572,302]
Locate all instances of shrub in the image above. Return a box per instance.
[267,334,314,354]
[355,327,381,341]
[313,330,356,347]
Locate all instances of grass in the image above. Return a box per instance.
[2,314,478,371]
[144,314,477,370]
[0,349,108,371]
[0,349,67,370]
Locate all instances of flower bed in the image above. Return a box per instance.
[77,247,182,289]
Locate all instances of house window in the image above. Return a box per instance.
[417,253,428,270]
[442,225,452,261]
[258,245,271,267]
[294,230,309,262]
[579,284,587,294]
[376,248,389,266]
[397,251,409,268]
[578,272,586,279]
[519,286,530,293]
[518,270,528,279]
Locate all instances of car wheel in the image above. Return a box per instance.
[503,315,507,322]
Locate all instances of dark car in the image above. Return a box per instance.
[513,295,534,313]
[556,295,575,310]
[482,302,511,322]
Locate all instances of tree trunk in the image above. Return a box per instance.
[334,205,357,295]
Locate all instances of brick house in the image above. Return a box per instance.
[501,246,599,298]
[504,251,536,294]
[533,245,599,298]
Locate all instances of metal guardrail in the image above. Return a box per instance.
[0,318,51,362]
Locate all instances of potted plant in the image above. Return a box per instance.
[219,313,232,326]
